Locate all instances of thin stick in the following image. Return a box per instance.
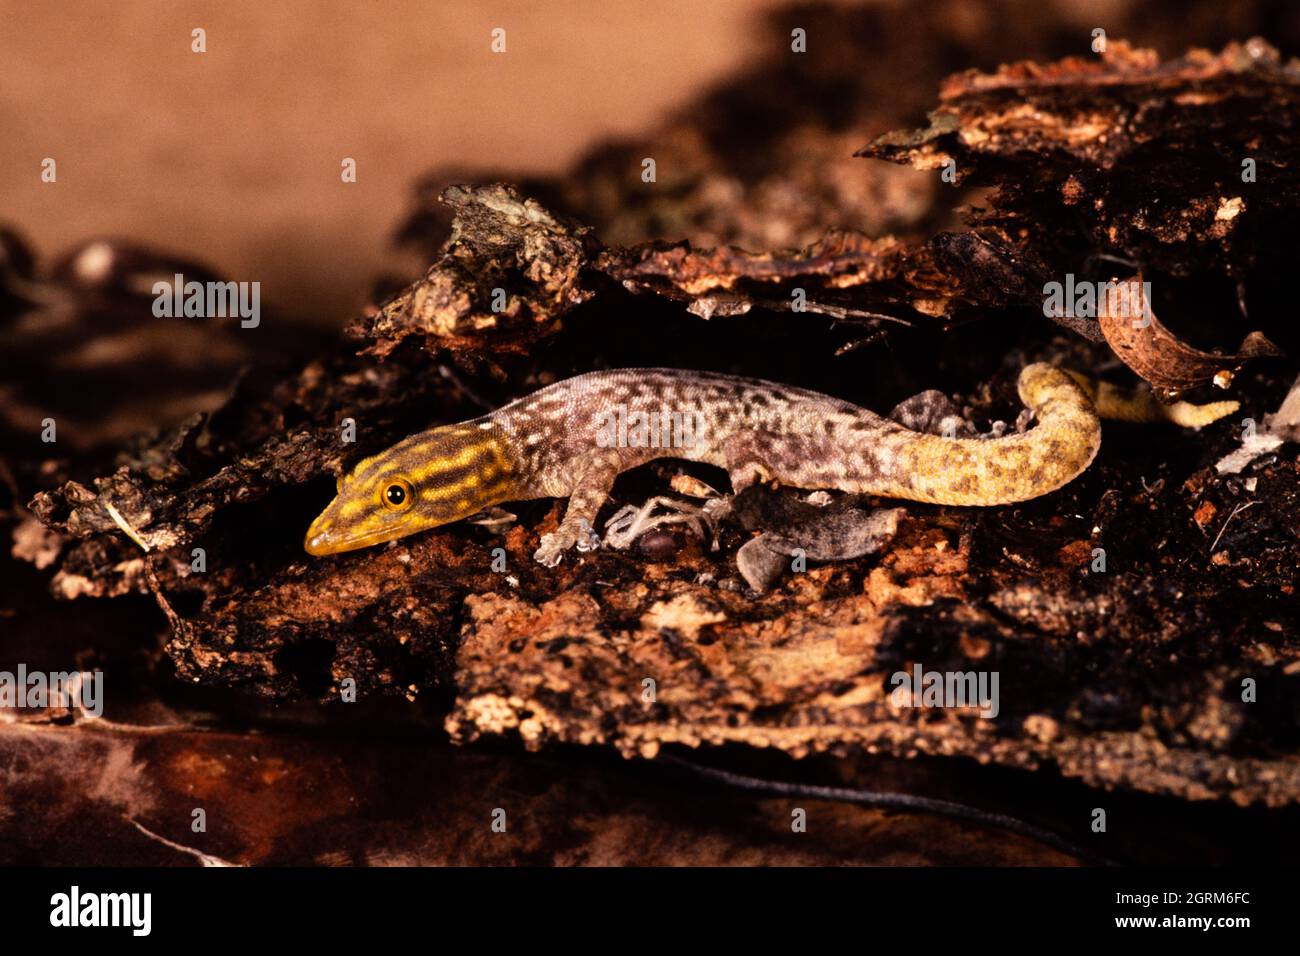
[104,501,151,552]
[658,753,1117,866]
[1209,500,1258,554]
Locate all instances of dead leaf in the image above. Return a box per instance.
[1097,275,1280,394]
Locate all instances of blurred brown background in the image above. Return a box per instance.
[5,0,1283,330]
[0,0,771,327]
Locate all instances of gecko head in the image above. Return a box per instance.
[304,422,513,556]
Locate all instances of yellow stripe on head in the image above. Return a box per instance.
[304,422,518,556]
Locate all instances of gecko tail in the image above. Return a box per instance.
[866,363,1102,506]
[1063,370,1240,429]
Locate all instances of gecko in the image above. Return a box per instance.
[304,365,1238,566]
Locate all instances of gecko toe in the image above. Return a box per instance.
[532,545,564,566]
[534,531,574,566]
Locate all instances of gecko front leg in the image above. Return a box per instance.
[533,452,621,566]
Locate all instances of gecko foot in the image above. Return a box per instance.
[575,523,602,552]
[533,532,572,566]
[533,523,602,566]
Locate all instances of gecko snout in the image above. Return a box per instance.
[303,517,335,556]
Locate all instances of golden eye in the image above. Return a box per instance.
[381,477,414,512]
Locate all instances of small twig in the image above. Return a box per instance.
[1209,500,1258,554]
[143,558,188,639]
[658,753,1117,866]
[60,716,199,735]
[834,330,890,355]
[125,817,240,867]
[103,501,151,552]
[438,363,495,412]
[750,296,913,327]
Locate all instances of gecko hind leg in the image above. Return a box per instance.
[719,433,779,494]
[888,390,979,437]
[890,388,1031,437]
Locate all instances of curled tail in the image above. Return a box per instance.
[861,363,1103,506]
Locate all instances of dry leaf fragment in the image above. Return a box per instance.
[1097,275,1280,395]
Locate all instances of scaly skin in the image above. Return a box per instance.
[303,364,1230,566]
[1063,370,1240,428]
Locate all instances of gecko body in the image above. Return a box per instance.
[303,364,1179,565]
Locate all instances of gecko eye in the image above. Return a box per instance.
[381,478,414,512]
